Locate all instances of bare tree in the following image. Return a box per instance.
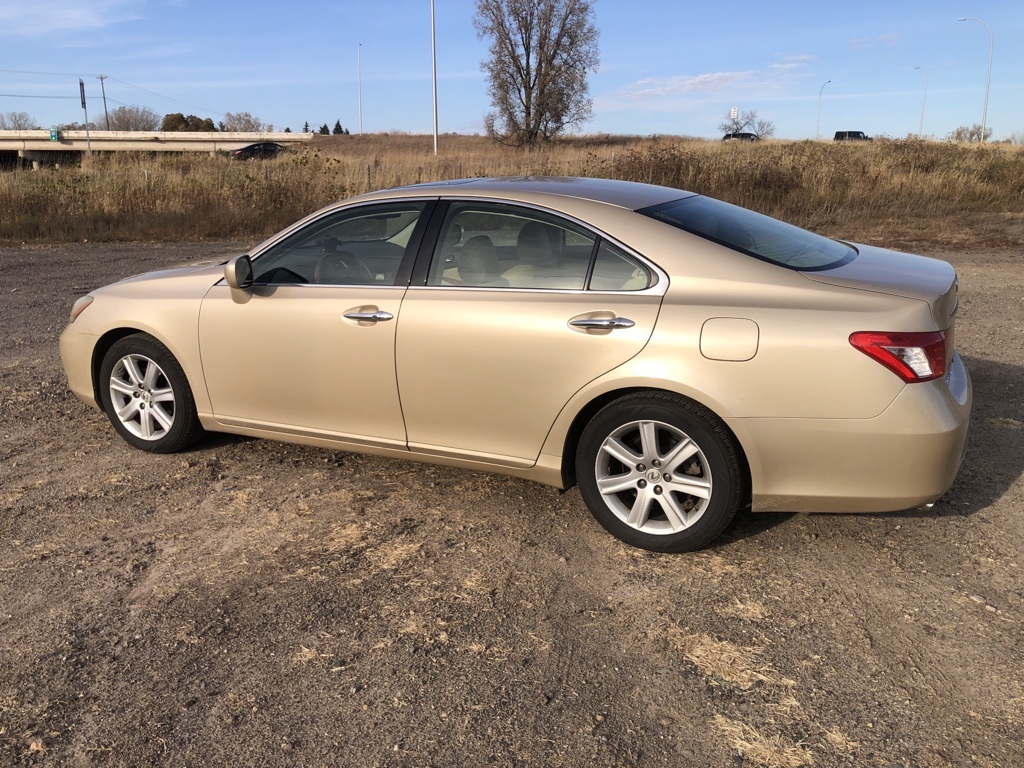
[945,124,994,143]
[0,111,37,130]
[718,110,775,139]
[753,118,776,139]
[474,0,599,147]
[220,111,271,132]
[107,105,160,131]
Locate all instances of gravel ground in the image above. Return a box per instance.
[0,241,1021,768]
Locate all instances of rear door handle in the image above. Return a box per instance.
[343,310,394,322]
[569,317,635,330]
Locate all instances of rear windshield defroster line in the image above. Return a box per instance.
[637,196,857,272]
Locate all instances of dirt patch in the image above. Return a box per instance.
[1,242,1022,767]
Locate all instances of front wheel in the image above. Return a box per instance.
[98,334,204,453]
[576,392,747,552]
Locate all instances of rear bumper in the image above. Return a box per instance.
[732,352,972,513]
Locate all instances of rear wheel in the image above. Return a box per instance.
[576,392,746,552]
[99,334,204,453]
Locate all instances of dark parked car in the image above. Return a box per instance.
[722,132,759,142]
[834,131,872,141]
[232,142,286,160]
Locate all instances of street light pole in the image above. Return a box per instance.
[957,17,993,143]
[815,80,830,140]
[915,66,928,139]
[357,43,363,134]
[431,0,438,156]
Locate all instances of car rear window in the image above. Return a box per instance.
[637,195,856,271]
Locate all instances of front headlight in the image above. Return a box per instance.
[69,295,94,322]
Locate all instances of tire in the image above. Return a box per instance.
[576,392,747,552]
[98,334,204,453]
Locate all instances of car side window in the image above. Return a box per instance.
[590,241,652,291]
[427,203,597,290]
[251,202,427,286]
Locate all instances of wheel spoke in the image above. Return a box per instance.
[110,377,135,397]
[115,399,140,422]
[123,357,146,387]
[142,358,161,390]
[667,474,712,500]
[150,404,173,432]
[597,472,638,496]
[626,487,655,528]
[139,409,155,439]
[660,493,691,532]
[662,437,700,473]
[638,421,659,461]
[151,386,175,404]
[601,436,642,467]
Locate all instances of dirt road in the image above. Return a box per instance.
[1,242,1021,767]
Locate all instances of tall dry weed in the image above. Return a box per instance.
[1,134,1021,245]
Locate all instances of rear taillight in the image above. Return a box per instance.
[850,330,949,382]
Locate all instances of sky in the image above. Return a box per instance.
[1,0,1022,141]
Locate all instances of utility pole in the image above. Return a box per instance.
[357,43,363,134]
[97,75,110,130]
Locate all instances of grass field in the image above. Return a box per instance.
[2,133,1022,247]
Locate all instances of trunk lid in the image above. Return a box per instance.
[802,244,959,329]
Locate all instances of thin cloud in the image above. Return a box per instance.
[611,71,760,102]
[771,54,816,72]
[849,33,899,50]
[597,55,813,112]
[0,1,141,37]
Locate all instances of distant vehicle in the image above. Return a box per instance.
[722,132,759,142]
[231,142,286,160]
[834,131,872,142]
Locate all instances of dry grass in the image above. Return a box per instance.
[2,133,1023,245]
[714,715,812,768]
[665,626,795,690]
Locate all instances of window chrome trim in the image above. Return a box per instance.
[424,195,669,296]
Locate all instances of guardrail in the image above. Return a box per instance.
[0,130,314,155]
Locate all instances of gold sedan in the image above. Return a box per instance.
[60,178,972,551]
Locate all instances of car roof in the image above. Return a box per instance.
[351,176,693,211]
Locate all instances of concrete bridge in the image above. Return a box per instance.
[0,130,314,166]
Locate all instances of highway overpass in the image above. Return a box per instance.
[0,130,314,166]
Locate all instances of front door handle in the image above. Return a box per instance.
[569,316,635,330]
[343,310,394,322]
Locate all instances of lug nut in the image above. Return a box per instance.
[663,474,672,482]
[637,479,647,489]
[652,460,661,468]
[636,463,646,472]
[653,485,663,495]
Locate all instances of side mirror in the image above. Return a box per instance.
[225,254,253,290]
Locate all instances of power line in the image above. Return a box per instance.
[0,68,102,77]
[0,68,224,116]
[0,93,78,99]
[105,77,223,117]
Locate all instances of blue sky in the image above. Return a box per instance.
[1,0,1021,141]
